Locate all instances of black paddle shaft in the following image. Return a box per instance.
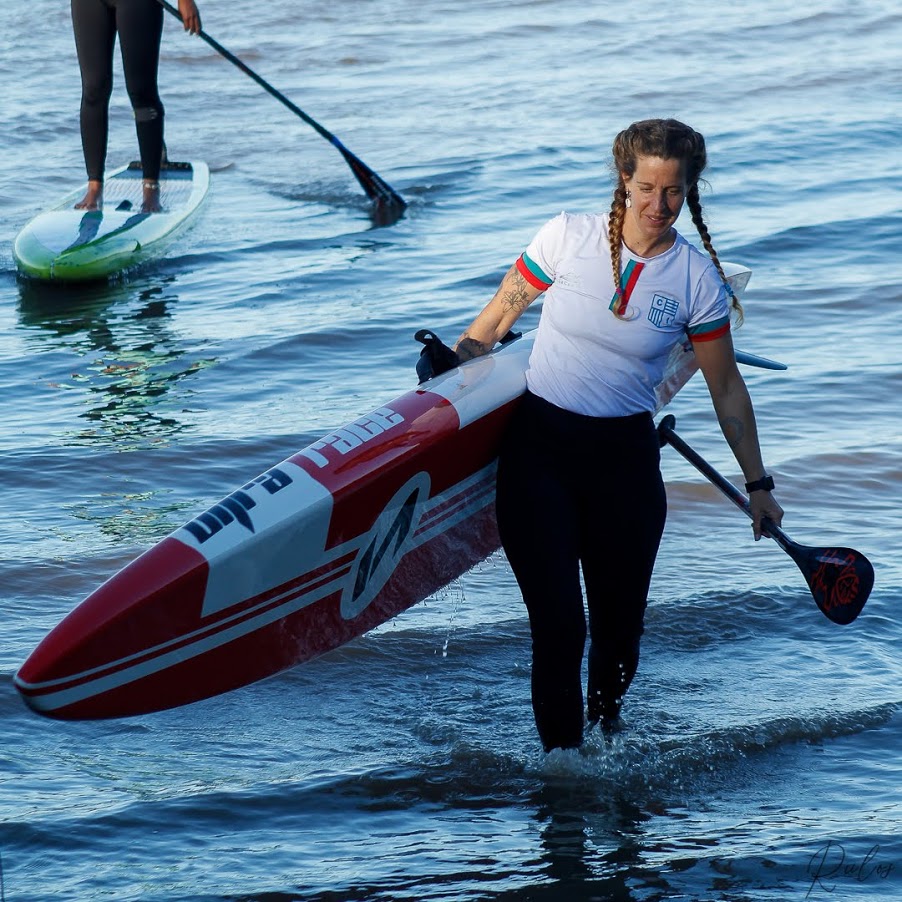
[657,415,873,625]
[157,0,406,212]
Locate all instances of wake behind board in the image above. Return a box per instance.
[15,264,766,720]
[13,160,209,281]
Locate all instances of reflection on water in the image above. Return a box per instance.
[523,782,653,902]
[17,275,217,450]
[67,486,197,545]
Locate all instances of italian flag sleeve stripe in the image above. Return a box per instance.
[688,316,731,342]
[516,253,553,291]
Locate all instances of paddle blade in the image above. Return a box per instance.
[659,415,876,625]
[339,146,407,221]
[780,540,874,625]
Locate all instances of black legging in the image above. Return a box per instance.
[496,391,667,752]
[71,0,165,182]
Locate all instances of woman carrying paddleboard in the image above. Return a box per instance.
[71,0,201,213]
[452,119,784,753]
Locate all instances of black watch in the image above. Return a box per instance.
[745,474,775,493]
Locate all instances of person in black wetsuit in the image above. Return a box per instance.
[71,0,202,213]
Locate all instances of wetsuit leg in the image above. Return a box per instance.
[497,393,588,752]
[498,395,666,749]
[580,415,666,724]
[71,0,117,182]
[114,0,165,180]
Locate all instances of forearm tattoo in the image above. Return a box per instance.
[720,415,745,449]
[457,267,533,362]
[456,336,491,362]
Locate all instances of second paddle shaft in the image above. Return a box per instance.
[155,0,406,210]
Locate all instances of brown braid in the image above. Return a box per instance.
[607,119,742,321]
[608,183,628,305]
[686,185,743,323]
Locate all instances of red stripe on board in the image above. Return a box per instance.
[20,556,357,696]
[33,507,503,719]
[415,479,496,537]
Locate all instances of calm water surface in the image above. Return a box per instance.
[1,1,901,900]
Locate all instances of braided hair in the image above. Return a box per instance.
[608,119,741,322]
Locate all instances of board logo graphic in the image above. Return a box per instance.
[299,407,405,469]
[341,472,431,620]
[182,468,293,543]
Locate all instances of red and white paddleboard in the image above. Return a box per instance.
[15,265,756,720]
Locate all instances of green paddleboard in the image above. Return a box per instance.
[13,160,209,281]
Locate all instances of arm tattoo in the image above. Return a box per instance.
[501,268,532,315]
[457,336,492,362]
[720,415,745,449]
[457,266,534,363]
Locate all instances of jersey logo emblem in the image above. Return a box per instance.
[648,294,679,328]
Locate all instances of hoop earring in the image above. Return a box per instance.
[625,190,632,209]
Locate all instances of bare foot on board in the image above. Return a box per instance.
[75,180,103,210]
[142,179,162,213]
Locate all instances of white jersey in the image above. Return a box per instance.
[517,212,731,417]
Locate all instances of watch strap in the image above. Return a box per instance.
[745,474,775,493]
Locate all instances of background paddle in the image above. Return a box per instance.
[657,414,873,625]
[157,0,406,219]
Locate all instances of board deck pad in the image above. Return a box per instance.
[91,162,198,212]
[14,265,763,719]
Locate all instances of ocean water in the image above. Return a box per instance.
[2,1,901,899]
